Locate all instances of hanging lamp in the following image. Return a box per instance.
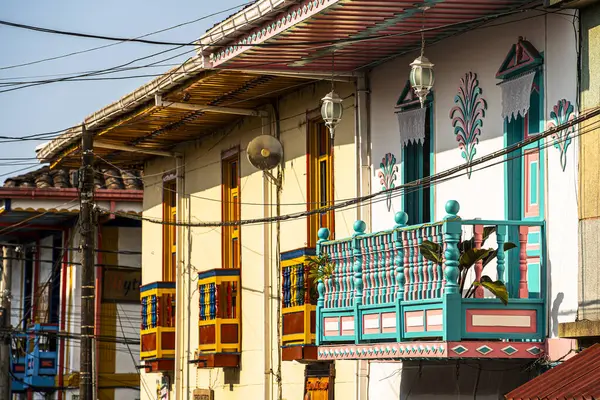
[321,51,343,140]
[409,8,434,108]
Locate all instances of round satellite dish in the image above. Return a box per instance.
[247,135,283,171]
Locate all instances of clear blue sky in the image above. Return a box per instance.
[0,0,247,178]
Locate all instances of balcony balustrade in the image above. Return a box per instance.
[281,248,318,361]
[140,281,176,372]
[316,201,547,361]
[196,268,241,368]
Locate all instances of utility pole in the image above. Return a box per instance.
[0,246,13,400]
[79,124,95,400]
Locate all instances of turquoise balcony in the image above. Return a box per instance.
[316,201,547,360]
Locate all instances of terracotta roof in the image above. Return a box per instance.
[3,166,143,191]
[505,343,600,400]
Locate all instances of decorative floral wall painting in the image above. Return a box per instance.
[449,72,487,179]
[378,153,399,212]
[547,99,577,171]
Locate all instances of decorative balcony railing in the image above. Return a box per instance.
[196,268,240,368]
[316,201,547,360]
[140,281,176,371]
[23,324,59,389]
[281,248,318,361]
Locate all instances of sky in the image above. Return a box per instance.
[0,0,249,179]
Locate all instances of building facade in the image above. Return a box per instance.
[0,167,143,400]
[35,0,598,398]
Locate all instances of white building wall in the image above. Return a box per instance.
[368,11,578,400]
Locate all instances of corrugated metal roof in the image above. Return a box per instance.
[505,343,600,400]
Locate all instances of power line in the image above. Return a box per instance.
[0,1,253,71]
[97,107,600,228]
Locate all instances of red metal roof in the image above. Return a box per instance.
[505,343,600,400]
[209,0,534,72]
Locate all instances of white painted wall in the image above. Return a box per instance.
[369,12,579,332]
[367,10,579,399]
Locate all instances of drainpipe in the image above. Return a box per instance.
[262,110,272,400]
[174,155,185,400]
[355,72,371,228]
[355,72,371,400]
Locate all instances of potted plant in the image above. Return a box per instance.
[306,253,335,285]
[418,227,516,305]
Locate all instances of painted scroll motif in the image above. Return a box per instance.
[547,99,576,171]
[378,153,398,212]
[449,72,487,178]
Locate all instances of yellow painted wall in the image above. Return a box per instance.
[140,80,358,400]
[579,3,600,220]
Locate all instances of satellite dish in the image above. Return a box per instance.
[247,135,283,171]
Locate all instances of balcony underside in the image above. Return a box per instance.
[318,340,545,361]
[193,352,240,368]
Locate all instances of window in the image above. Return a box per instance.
[223,155,241,269]
[402,106,432,224]
[308,121,334,247]
[163,181,176,282]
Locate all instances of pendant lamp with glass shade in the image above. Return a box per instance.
[321,51,343,140]
[409,8,434,108]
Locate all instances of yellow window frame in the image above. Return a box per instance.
[222,155,241,269]
[163,181,176,282]
[307,120,334,247]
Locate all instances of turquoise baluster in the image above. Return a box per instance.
[497,224,507,284]
[435,224,444,298]
[417,228,424,300]
[353,221,366,306]
[443,200,462,295]
[379,235,386,304]
[394,212,408,301]
[426,226,434,299]
[316,227,329,346]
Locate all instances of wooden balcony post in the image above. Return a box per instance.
[442,201,461,295]
[442,201,462,341]
[393,212,408,301]
[316,228,329,346]
[496,225,507,283]
[518,225,529,299]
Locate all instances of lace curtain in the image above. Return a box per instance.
[500,70,536,122]
[396,107,427,147]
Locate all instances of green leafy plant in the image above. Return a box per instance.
[419,226,516,305]
[306,253,335,285]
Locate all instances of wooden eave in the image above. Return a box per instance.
[50,70,311,168]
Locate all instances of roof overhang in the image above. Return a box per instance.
[37,68,324,167]
[204,0,540,72]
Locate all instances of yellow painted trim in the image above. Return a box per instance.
[281,258,306,268]
[140,287,176,298]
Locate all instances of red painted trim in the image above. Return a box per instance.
[58,229,69,400]
[32,240,41,324]
[465,309,537,334]
[0,223,70,230]
[0,187,142,202]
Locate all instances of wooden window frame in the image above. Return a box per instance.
[307,118,335,247]
[222,148,241,269]
[162,179,177,282]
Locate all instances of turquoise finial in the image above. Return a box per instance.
[444,200,460,220]
[353,220,366,235]
[317,227,330,241]
[394,211,408,228]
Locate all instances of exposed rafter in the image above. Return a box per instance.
[155,95,268,117]
[94,140,180,158]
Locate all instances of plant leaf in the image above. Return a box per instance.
[504,242,517,251]
[473,276,509,305]
[459,248,492,270]
[419,240,443,264]
[481,226,497,247]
